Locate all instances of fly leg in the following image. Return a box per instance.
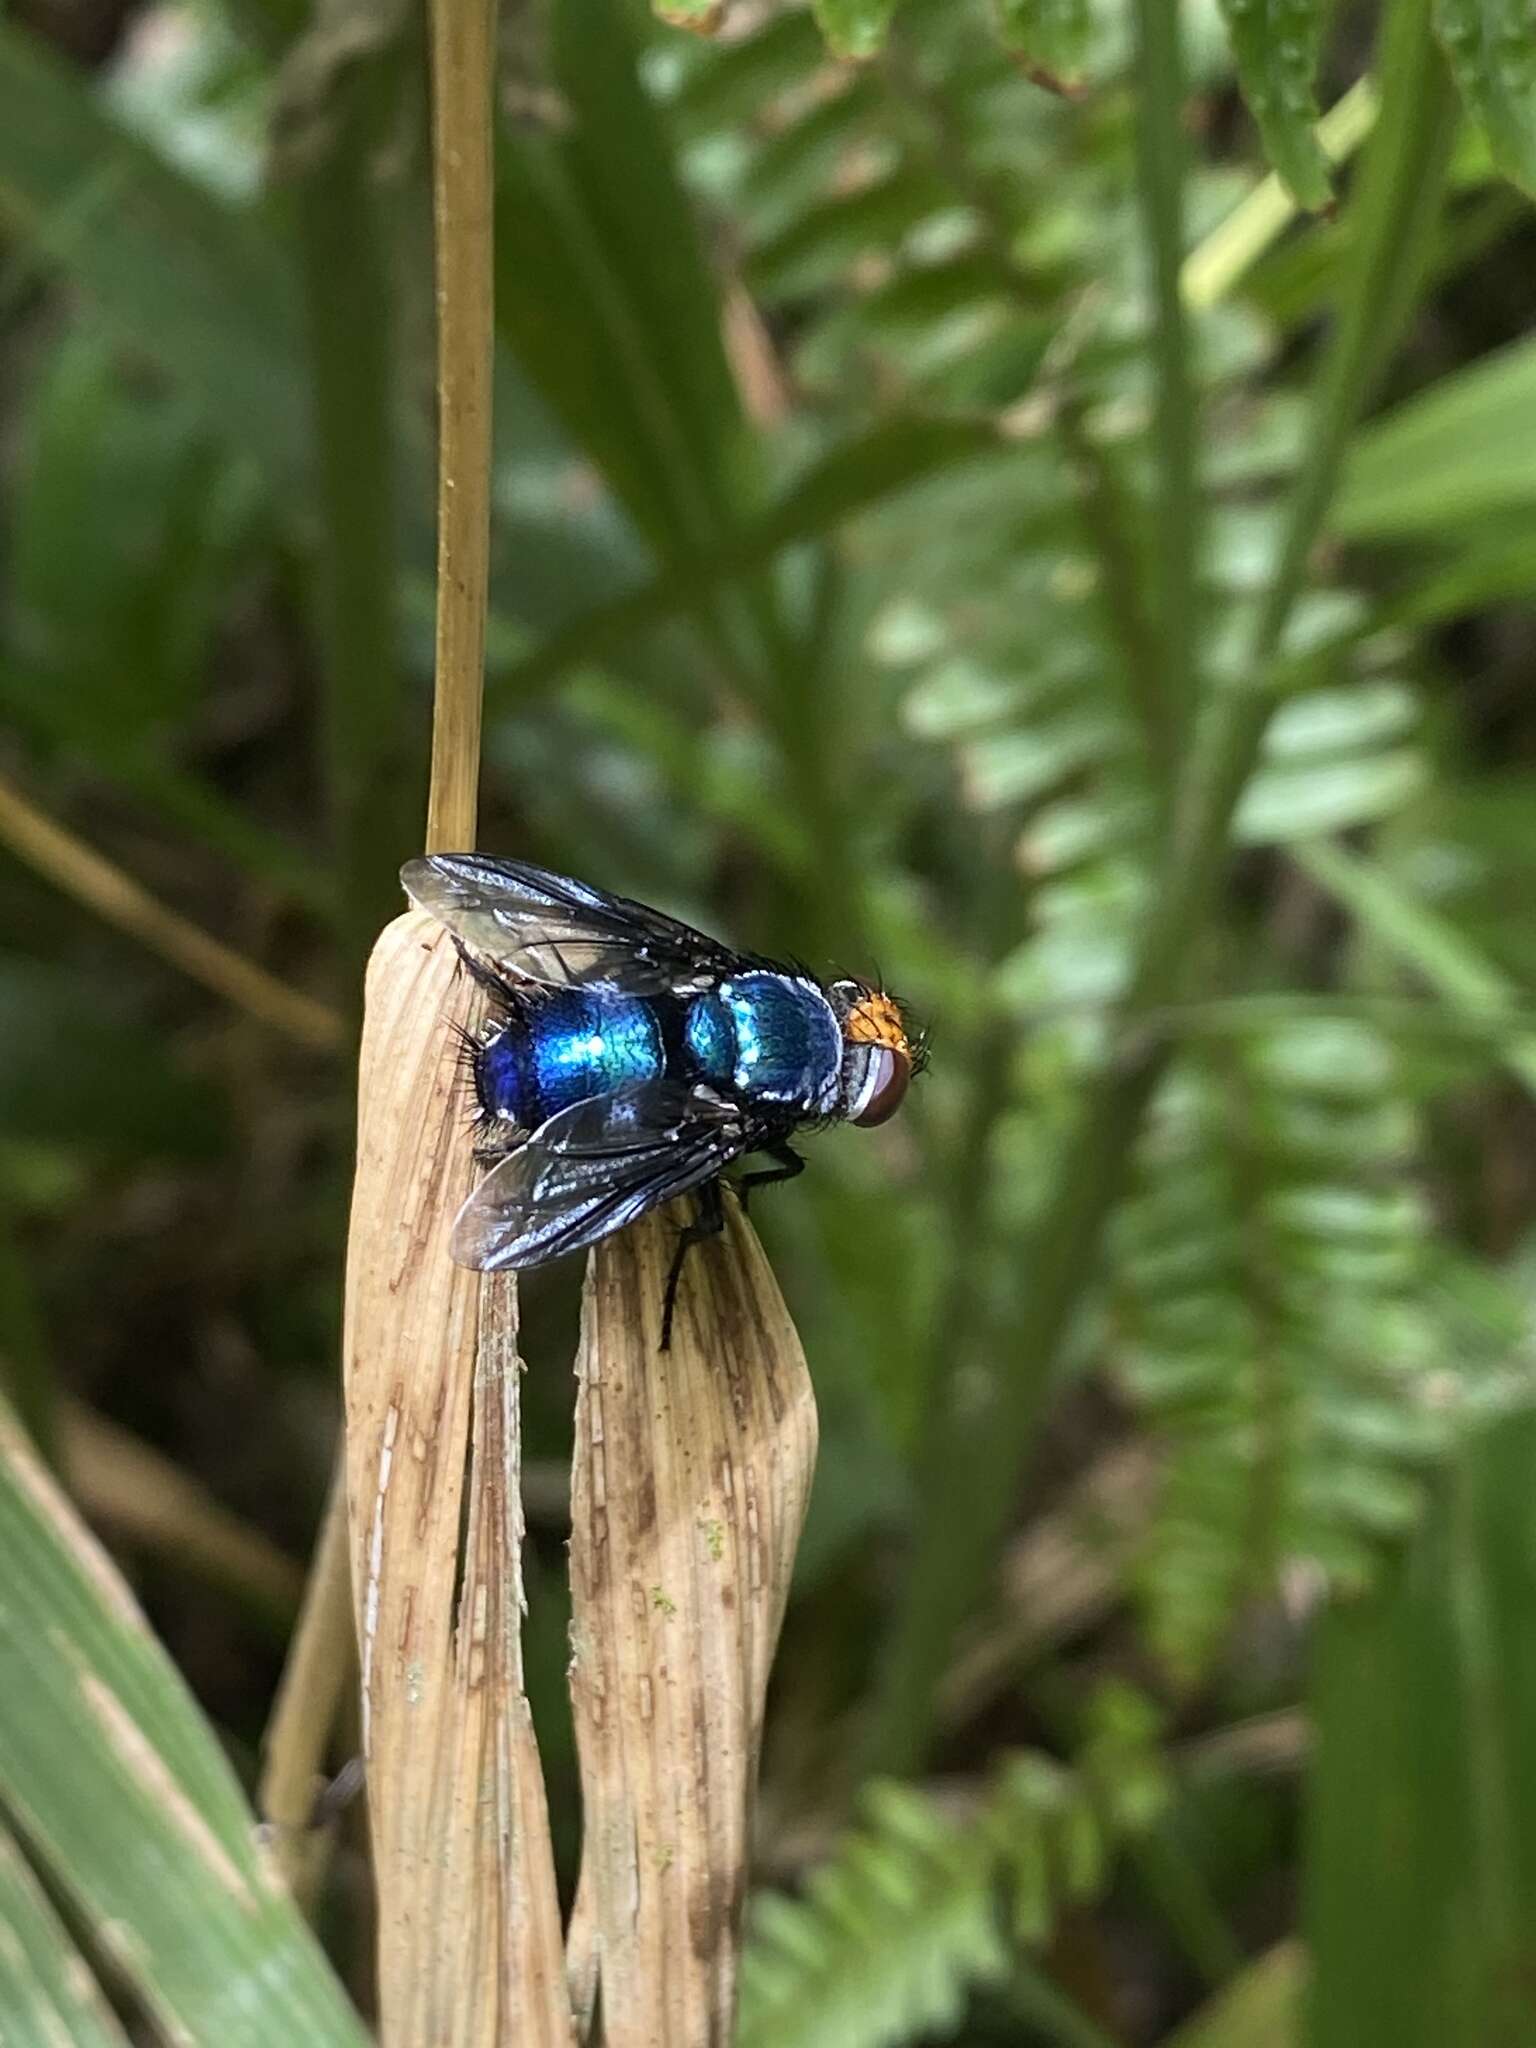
[306,1755,366,1830]
[735,1142,804,1214]
[661,1176,725,1351]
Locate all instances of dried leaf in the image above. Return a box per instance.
[343,912,573,2047]
[568,1201,818,2045]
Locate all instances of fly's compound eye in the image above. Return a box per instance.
[847,1044,910,1127]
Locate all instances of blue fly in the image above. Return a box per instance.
[402,854,926,1347]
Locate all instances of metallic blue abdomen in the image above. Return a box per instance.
[684,972,840,1113]
[479,990,663,1127]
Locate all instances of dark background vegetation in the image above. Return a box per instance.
[3,0,1536,2039]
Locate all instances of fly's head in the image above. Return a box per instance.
[827,980,928,1127]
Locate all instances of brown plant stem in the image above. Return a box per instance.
[258,1465,355,1904]
[424,0,497,855]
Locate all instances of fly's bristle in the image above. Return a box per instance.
[447,1017,481,1063]
[447,1024,499,1136]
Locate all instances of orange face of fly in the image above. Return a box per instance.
[845,990,911,1061]
[838,986,917,1127]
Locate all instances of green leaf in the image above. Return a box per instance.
[0,1822,132,2047]
[1236,749,1426,841]
[1335,335,1536,536]
[286,63,411,959]
[0,24,309,498]
[1113,1020,1505,1680]
[1216,0,1333,209]
[738,1760,1109,2048]
[1305,1414,1536,2048]
[994,0,1092,93]
[811,0,902,60]
[0,1399,367,2045]
[1236,681,1425,842]
[1433,0,1536,196]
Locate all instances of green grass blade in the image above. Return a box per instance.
[1133,0,1199,775]
[1334,334,1536,536]
[1305,1415,1536,2048]
[0,1822,132,2048]
[0,1400,367,2046]
[287,78,410,968]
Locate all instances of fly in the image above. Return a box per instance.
[402,854,927,1348]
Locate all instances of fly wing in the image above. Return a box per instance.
[450,1082,749,1272]
[403,852,735,994]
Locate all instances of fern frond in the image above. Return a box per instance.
[1112,1019,1523,1681]
[737,1757,1104,2048]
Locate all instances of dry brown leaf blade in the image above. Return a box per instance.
[343,910,573,2046]
[568,1199,818,2047]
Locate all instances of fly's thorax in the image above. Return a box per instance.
[683,973,841,1114]
[476,986,664,1128]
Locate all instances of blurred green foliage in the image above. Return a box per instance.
[2,0,1536,2037]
